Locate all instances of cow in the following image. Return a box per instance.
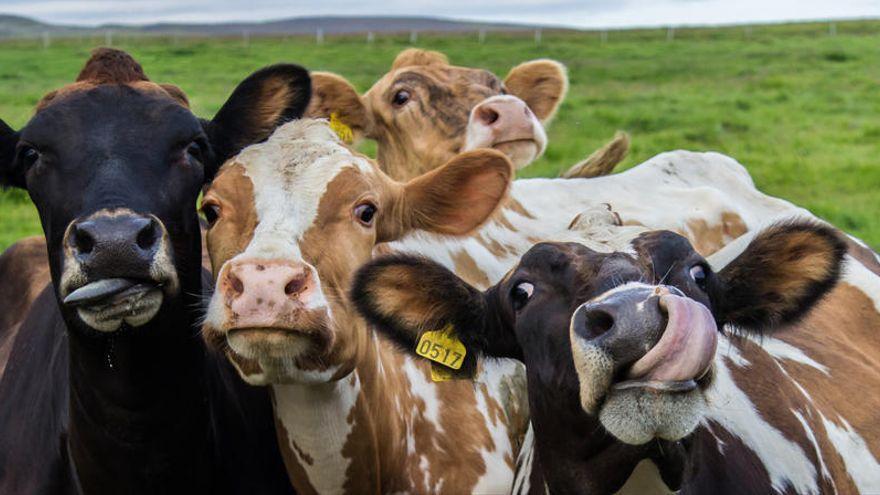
[200,118,528,494]
[0,48,307,494]
[350,212,880,494]
[197,117,840,492]
[306,48,628,180]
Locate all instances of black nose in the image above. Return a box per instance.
[70,214,161,276]
[572,287,667,367]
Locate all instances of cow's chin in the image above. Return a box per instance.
[493,139,541,169]
[571,341,712,446]
[75,288,165,332]
[222,319,339,385]
[598,383,708,445]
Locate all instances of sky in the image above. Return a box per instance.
[1,0,878,29]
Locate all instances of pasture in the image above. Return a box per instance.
[1,20,878,250]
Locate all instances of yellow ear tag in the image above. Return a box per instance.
[329,112,354,144]
[430,363,455,382]
[416,325,466,370]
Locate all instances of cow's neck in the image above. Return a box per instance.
[270,323,526,494]
[65,267,212,494]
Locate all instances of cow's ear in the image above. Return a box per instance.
[504,59,568,122]
[378,149,512,242]
[0,119,24,189]
[351,254,517,372]
[715,221,847,333]
[305,72,371,139]
[204,64,311,178]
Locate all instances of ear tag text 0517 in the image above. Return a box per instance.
[416,325,466,370]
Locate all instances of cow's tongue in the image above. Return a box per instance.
[621,294,717,389]
[64,278,155,307]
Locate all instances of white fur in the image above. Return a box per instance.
[272,372,361,495]
[821,414,880,492]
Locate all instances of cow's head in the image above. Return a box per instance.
[201,119,512,384]
[353,221,845,451]
[307,48,566,179]
[0,48,311,335]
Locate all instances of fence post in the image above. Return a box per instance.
[667,26,675,41]
[534,29,542,44]
[316,28,324,45]
[829,22,837,36]
[242,30,250,48]
[744,26,752,40]
[410,30,418,44]
[105,30,113,46]
[600,30,608,44]
[367,31,374,44]
[42,31,50,50]
[478,28,486,44]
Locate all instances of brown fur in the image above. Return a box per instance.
[502,59,568,122]
[0,236,50,379]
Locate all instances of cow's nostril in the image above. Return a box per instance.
[228,272,244,296]
[72,224,95,255]
[479,107,500,125]
[284,277,306,296]
[136,218,159,251]
[583,309,615,338]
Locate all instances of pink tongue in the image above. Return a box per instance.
[627,294,718,383]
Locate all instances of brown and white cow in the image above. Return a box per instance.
[200,119,529,493]
[353,212,880,494]
[306,48,627,180]
[196,116,854,492]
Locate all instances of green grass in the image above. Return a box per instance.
[1,21,879,250]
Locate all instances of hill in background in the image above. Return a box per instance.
[0,14,553,38]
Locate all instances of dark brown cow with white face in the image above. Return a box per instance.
[352,220,880,494]
[308,48,624,180]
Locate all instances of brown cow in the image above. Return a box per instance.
[307,48,627,180]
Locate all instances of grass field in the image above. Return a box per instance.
[1,20,878,250]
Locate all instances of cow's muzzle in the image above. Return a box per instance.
[60,209,178,332]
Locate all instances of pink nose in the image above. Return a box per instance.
[471,97,535,140]
[219,259,316,328]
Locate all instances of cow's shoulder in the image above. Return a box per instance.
[0,285,71,493]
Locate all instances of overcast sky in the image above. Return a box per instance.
[2,0,879,29]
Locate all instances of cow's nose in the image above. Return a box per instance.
[472,97,534,133]
[572,287,668,369]
[220,260,316,325]
[69,214,161,272]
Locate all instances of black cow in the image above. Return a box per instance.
[0,48,307,494]
[352,221,850,494]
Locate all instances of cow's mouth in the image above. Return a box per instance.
[492,139,539,168]
[64,277,165,332]
[613,294,717,394]
[226,317,332,361]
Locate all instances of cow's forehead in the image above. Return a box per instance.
[368,64,502,98]
[219,119,374,259]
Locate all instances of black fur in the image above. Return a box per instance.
[716,220,847,333]
[204,63,311,180]
[0,119,23,188]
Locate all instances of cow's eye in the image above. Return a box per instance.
[689,264,708,291]
[19,145,40,168]
[186,140,204,163]
[200,202,221,228]
[391,89,411,107]
[511,282,534,311]
[354,202,377,226]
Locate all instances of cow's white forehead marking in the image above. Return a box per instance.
[236,119,372,261]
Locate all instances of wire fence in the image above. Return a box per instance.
[1,18,877,49]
